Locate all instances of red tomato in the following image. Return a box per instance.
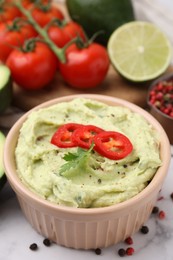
[94,131,133,160]
[59,43,110,88]
[31,5,64,27]
[0,21,37,62]
[6,42,57,90]
[48,21,86,48]
[0,3,21,23]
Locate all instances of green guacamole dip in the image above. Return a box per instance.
[15,98,161,208]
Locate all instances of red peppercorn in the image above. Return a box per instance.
[158,210,166,220]
[124,237,133,245]
[126,247,135,256]
[156,83,164,91]
[156,92,163,100]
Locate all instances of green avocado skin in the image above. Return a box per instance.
[0,131,6,192]
[66,0,135,46]
[0,174,6,191]
[0,79,12,113]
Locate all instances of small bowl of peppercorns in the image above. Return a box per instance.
[148,73,173,144]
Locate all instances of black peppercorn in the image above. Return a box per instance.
[43,238,51,247]
[95,248,102,255]
[170,193,173,200]
[140,225,149,234]
[118,248,126,257]
[29,243,38,251]
[152,206,159,214]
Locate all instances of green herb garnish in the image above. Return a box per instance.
[60,143,94,175]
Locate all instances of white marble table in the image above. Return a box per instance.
[0,148,173,260]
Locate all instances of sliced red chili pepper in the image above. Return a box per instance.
[51,123,83,148]
[93,131,133,160]
[72,125,104,149]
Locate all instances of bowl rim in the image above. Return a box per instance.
[3,94,171,215]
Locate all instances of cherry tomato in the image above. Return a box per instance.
[51,123,83,148]
[48,21,86,48]
[94,131,133,160]
[59,43,110,89]
[31,5,64,27]
[0,3,21,23]
[6,42,57,90]
[72,125,104,149]
[0,21,37,62]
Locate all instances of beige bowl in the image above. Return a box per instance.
[3,94,171,250]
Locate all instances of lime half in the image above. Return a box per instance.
[108,21,172,82]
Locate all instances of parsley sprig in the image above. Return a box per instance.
[59,143,94,175]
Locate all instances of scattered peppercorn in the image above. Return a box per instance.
[170,193,173,200]
[152,206,159,214]
[118,248,126,257]
[95,248,102,255]
[124,237,133,245]
[140,225,149,234]
[126,247,135,256]
[158,210,166,220]
[43,238,51,247]
[29,243,38,251]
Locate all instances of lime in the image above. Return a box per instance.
[108,21,172,82]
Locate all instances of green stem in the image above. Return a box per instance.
[15,0,66,63]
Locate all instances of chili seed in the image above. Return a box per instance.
[118,248,126,257]
[29,243,38,251]
[43,238,51,247]
[124,236,133,245]
[126,247,135,256]
[158,210,166,220]
[95,248,102,255]
[140,225,149,234]
[152,206,159,214]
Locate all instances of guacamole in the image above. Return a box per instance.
[15,98,161,208]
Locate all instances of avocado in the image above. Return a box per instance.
[66,0,135,46]
[0,131,6,191]
[0,64,12,113]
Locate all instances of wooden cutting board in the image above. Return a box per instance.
[12,65,173,111]
[11,2,173,111]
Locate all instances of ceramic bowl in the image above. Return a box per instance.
[3,94,171,250]
[147,73,173,144]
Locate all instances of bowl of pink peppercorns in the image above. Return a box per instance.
[148,73,173,144]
